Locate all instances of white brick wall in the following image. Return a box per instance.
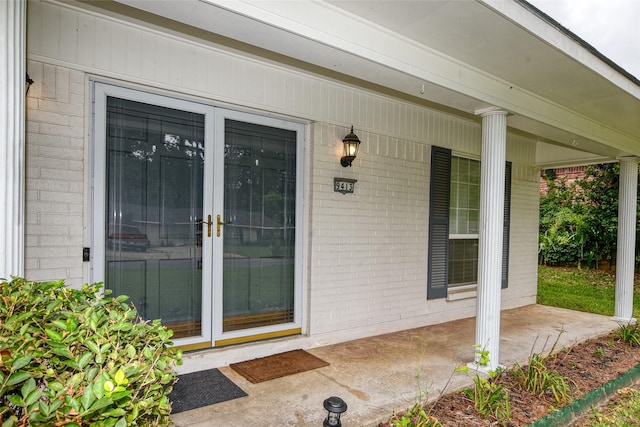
[24,0,543,342]
[308,125,540,339]
[24,61,85,287]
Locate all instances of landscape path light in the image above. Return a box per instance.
[323,396,347,427]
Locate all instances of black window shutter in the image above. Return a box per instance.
[427,146,451,299]
[502,161,512,289]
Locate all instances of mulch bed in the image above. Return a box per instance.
[379,330,640,426]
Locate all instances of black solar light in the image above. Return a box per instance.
[323,396,347,427]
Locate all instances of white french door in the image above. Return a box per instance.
[212,110,304,346]
[93,83,303,349]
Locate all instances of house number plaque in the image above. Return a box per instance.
[334,178,357,194]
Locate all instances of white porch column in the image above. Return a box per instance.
[473,108,508,371]
[0,0,26,279]
[613,157,638,324]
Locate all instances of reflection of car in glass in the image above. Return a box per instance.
[107,224,150,251]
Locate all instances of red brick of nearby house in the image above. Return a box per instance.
[540,165,588,194]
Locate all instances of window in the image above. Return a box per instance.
[427,146,511,299]
[448,157,480,286]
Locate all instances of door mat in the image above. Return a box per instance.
[169,368,247,414]
[230,349,329,383]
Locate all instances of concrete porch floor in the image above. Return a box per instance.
[170,305,618,427]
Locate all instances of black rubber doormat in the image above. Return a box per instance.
[169,368,247,414]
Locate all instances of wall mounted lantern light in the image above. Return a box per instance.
[323,396,347,427]
[25,73,34,95]
[340,126,361,167]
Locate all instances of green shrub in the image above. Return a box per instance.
[0,277,182,426]
[456,347,510,427]
[511,353,574,406]
[618,323,640,346]
[463,373,510,426]
[390,402,442,427]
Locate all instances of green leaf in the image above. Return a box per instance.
[113,322,132,332]
[66,393,81,412]
[48,381,64,392]
[38,400,51,417]
[52,319,68,331]
[66,316,79,332]
[1,415,18,427]
[51,345,72,359]
[81,383,96,410]
[143,347,153,359]
[6,394,25,407]
[125,344,136,359]
[101,408,126,418]
[68,372,84,387]
[45,328,63,342]
[24,389,42,406]
[7,371,30,386]
[4,312,32,330]
[20,377,36,398]
[87,396,114,414]
[128,403,139,422]
[114,369,128,386]
[12,355,33,371]
[85,366,99,382]
[48,398,64,413]
[115,294,129,303]
[45,299,61,312]
[78,351,93,369]
[86,340,100,355]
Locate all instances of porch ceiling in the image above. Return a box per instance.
[112,0,640,164]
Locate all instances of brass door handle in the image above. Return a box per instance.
[196,215,214,237]
[217,215,232,237]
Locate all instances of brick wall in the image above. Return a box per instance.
[308,123,431,334]
[539,166,588,194]
[24,61,85,287]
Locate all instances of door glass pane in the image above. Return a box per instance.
[223,119,296,332]
[105,97,205,339]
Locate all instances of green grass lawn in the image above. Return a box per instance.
[537,265,640,427]
[584,387,640,427]
[537,265,640,319]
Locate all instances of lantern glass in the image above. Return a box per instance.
[344,140,358,157]
[326,412,340,426]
